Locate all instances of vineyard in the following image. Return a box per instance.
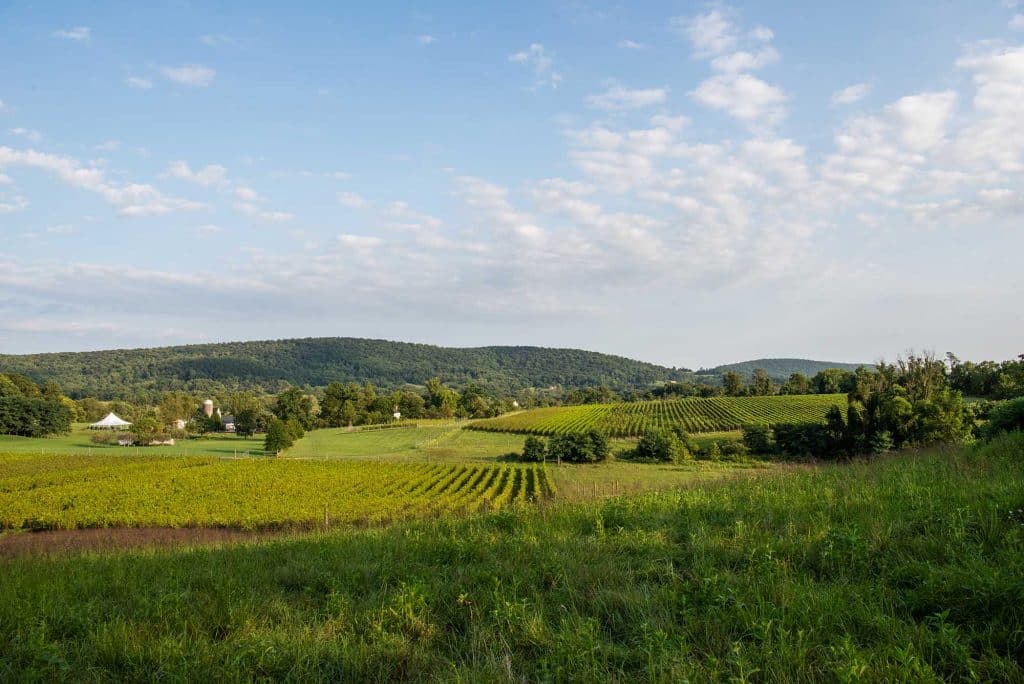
[467,394,846,437]
[0,453,554,531]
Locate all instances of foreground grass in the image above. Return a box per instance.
[1,434,1022,680]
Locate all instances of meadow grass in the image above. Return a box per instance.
[1,433,1021,680]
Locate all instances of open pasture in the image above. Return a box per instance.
[468,394,846,437]
[0,452,553,531]
[2,436,1021,680]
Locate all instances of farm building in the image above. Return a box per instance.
[221,415,236,433]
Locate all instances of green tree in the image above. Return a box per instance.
[0,375,21,398]
[521,435,547,462]
[320,382,348,427]
[234,406,266,437]
[780,372,811,395]
[812,369,855,394]
[6,374,41,398]
[750,368,775,396]
[264,418,292,454]
[425,377,459,418]
[272,387,315,429]
[158,392,194,426]
[723,371,744,397]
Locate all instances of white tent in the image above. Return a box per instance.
[89,412,132,430]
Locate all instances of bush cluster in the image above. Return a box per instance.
[520,430,609,463]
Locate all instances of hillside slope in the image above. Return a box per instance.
[0,337,693,399]
[707,357,868,381]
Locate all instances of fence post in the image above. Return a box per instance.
[323,503,329,531]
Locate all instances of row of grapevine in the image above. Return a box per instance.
[0,453,556,531]
[466,394,847,437]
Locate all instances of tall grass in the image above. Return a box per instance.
[1,434,1022,680]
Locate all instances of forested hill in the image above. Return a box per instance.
[706,358,868,381]
[0,337,695,399]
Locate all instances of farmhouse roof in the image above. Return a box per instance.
[90,412,132,429]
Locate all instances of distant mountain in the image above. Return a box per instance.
[0,337,694,399]
[705,358,869,382]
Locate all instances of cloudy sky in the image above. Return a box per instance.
[1,1,1022,367]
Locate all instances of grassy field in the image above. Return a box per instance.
[1,434,1021,680]
[0,424,266,457]
[0,453,554,530]
[468,394,847,436]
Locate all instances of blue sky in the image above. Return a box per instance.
[1,1,1022,368]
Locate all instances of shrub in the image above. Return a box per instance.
[741,424,772,454]
[719,441,749,459]
[521,436,548,462]
[636,429,684,462]
[983,397,1024,439]
[548,430,609,463]
[90,432,115,445]
[773,422,831,458]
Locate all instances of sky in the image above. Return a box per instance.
[0,1,1022,368]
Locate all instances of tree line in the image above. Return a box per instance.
[0,374,74,437]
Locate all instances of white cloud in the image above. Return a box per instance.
[508,43,562,89]
[416,34,436,45]
[886,91,957,151]
[832,82,871,106]
[691,72,786,125]
[0,99,8,113]
[455,175,546,244]
[954,44,1024,173]
[0,146,203,216]
[0,194,29,213]
[672,9,737,57]
[126,76,153,89]
[94,139,121,152]
[585,83,667,110]
[750,26,774,42]
[1011,15,1024,30]
[710,46,779,73]
[338,191,369,208]
[10,128,42,143]
[52,27,90,42]
[163,160,228,187]
[617,39,646,49]
[0,172,11,184]
[235,186,260,201]
[161,64,216,87]
[235,202,293,222]
[200,34,232,46]
[338,234,382,248]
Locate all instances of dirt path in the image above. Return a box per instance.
[0,527,285,559]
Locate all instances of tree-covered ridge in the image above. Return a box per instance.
[0,337,694,400]
[704,358,868,381]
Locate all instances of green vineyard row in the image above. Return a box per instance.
[467,394,847,437]
[0,453,554,531]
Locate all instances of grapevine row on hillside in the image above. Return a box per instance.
[0,453,555,531]
[466,394,846,437]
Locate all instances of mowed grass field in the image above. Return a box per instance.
[0,424,265,457]
[1,435,1021,680]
